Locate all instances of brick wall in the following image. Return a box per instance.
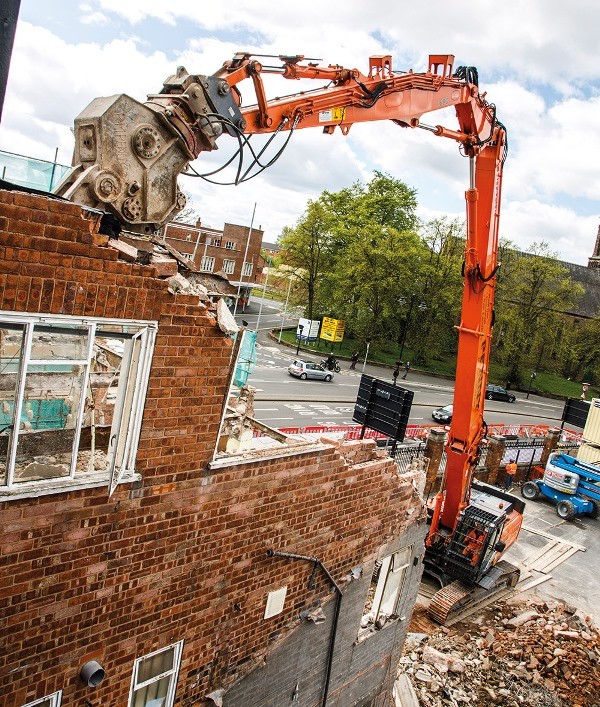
[0,190,425,706]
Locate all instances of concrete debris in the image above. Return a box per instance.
[401,598,600,706]
[166,272,211,302]
[216,297,239,335]
[507,610,540,628]
[108,237,138,262]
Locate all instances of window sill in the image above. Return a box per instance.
[0,471,141,502]
[355,615,403,644]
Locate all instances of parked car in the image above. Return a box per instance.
[288,359,334,381]
[432,404,453,423]
[485,384,516,402]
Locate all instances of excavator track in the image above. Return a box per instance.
[427,561,520,625]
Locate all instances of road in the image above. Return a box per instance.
[233,297,565,429]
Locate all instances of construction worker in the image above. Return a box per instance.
[505,458,518,490]
[462,524,486,567]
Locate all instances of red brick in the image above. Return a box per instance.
[0,188,425,706]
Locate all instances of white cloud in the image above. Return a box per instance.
[1,2,597,266]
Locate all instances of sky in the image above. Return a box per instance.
[1,0,599,265]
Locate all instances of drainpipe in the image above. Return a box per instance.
[266,549,342,707]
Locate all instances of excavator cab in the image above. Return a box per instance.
[447,484,524,582]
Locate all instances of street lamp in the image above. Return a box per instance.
[296,324,304,355]
[397,294,427,362]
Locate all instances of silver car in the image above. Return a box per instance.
[288,359,334,381]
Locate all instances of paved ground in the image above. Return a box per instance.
[504,486,599,623]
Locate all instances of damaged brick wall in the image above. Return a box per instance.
[0,190,426,706]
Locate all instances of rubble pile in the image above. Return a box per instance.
[400,598,600,706]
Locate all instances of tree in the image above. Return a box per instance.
[409,217,464,363]
[276,200,334,321]
[493,242,584,386]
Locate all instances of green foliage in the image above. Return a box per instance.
[493,242,584,386]
[276,200,334,320]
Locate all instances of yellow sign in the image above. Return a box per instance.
[320,317,346,342]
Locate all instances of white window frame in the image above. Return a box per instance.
[225,240,236,250]
[358,545,412,640]
[22,692,62,707]
[242,261,253,277]
[201,256,215,272]
[128,641,184,707]
[0,312,157,500]
[222,259,236,275]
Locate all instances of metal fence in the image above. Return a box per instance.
[390,442,427,474]
[387,435,582,486]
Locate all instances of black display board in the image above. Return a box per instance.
[352,374,414,446]
[561,398,590,430]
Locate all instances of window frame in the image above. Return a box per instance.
[128,641,184,707]
[241,261,253,277]
[225,240,236,250]
[22,692,62,707]
[201,255,215,272]
[0,312,157,500]
[222,259,236,275]
[358,545,413,641]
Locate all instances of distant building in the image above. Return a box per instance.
[589,223,600,270]
[261,240,281,259]
[162,220,265,306]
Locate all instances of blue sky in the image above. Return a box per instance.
[2,0,599,265]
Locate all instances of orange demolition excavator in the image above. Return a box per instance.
[55,52,525,622]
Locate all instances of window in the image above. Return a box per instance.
[212,239,221,247]
[242,262,253,277]
[222,259,235,275]
[201,256,215,272]
[225,241,236,250]
[181,253,193,261]
[358,546,412,639]
[0,313,156,499]
[22,692,62,707]
[129,641,183,707]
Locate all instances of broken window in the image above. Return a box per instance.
[0,314,156,497]
[129,641,183,707]
[22,692,62,707]
[358,546,412,639]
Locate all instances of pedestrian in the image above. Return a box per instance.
[402,361,410,379]
[350,351,359,370]
[505,458,517,490]
[392,365,400,385]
